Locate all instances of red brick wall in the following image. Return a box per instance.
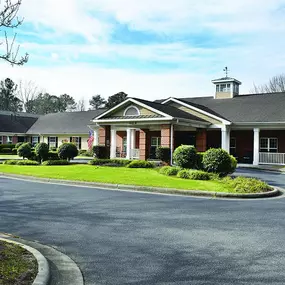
[12,136,18,144]
[139,129,148,160]
[99,127,106,145]
[196,129,207,152]
[161,124,171,147]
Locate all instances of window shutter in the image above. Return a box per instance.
[56,137,58,148]
[48,137,50,147]
[70,137,72,143]
[79,137,82,150]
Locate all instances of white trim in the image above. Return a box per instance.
[95,98,173,120]
[253,128,260,165]
[123,105,140,116]
[161,98,232,125]
[93,117,174,123]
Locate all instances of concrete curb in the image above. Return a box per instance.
[0,237,50,285]
[0,173,282,199]
[238,166,285,174]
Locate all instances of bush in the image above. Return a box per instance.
[159,166,180,176]
[35,143,49,162]
[16,160,39,166]
[0,147,13,153]
[173,145,197,169]
[3,160,19,165]
[127,160,155,168]
[156,147,171,163]
[47,151,60,161]
[58,143,78,161]
[196,152,205,170]
[42,160,70,166]
[177,169,191,179]
[202,148,234,177]
[0,144,15,151]
[17,143,32,159]
[230,155,237,174]
[79,149,93,157]
[50,147,57,151]
[15,142,24,149]
[92,145,108,159]
[224,176,272,193]
[188,170,210,181]
[12,148,17,154]
[88,159,132,167]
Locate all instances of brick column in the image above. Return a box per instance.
[99,126,111,157]
[99,127,106,145]
[139,129,149,160]
[161,124,171,147]
[196,129,207,152]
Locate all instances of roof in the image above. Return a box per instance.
[26,109,106,135]
[0,111,39,134]
[212,77,242,84]
[134,98,207,122]
[177,92,285,123]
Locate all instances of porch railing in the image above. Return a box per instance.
[259,152,285,165]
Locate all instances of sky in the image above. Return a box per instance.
[1,0,285,103]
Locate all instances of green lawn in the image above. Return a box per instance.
[0,164,234,192]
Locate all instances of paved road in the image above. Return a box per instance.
[1,170,285,285]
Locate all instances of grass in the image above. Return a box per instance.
[0,155,19,159]
[0,164,235,192]
[0,241,37,285]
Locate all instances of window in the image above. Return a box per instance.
[71,137,81,149]
[32,136,40,147]
[217,83,231,92]
[6,136,13,144]
[151,137,161,147]
[234,84,239,93]
[49,137,57,148]
[122,137,127,153]
[124,106,140,116]
[260,138,278,153]
[230,138,236,154]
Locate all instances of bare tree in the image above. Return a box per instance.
[0,0,28,65]
[77,98,86,111]
[252,74,285,93]
[17,80,42,111]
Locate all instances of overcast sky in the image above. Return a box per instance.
[1,0,285,101]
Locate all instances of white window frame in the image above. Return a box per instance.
[230,137,236,153]
[123,105,140,116]
[32,136,40,146]
[49,137,57,148]
[6,136,13,144]
[260,137,278,153]
[71,137,80,149]
[151,137,161,147]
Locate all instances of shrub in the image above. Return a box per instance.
[177,169,191,179]
[3,160,19,165]
[159,166,180,176]
[0,144,15,151]
[12,148,17,154]
[47,151,60,161]
[127,160,155,168]
[188,170,210,181]
[42,160,70,166]
[1,147,13,153]
[230,155,237,174]
[50,147,57,151]
[16,160,39,166]
[202,148,233,177]
[196,152,205,170]
[156,147,171,163]
[17,143,32,159]
[173,145,197,169]
[88,159,132,167]
[58,143,78,161]
[15,142,24,149]
[35,143,49,162]
[92,145,108,159]
[79,149,93,157]
[224,176,272,193]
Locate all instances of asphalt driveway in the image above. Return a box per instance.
[0,169,285,285]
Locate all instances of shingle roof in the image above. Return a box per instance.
[26,109,106,135]
[0,111,39,133]
[134,98,207,122]
[178,92,285,123]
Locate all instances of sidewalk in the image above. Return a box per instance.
[238,164,285,173]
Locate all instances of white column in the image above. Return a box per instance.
[93,128,99,146]
[126,128,132,159]
[110,127,117,159]
[253,128,260,165]
[221,125,230,153]
[131,129,136,150]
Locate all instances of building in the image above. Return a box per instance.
[1,76,285,166]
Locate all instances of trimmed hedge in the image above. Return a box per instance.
[88,159,132,166]
[188,170,210,181]
[35,143,49,162]
[0,144,15,151]
[17,143,32,159]
[4,160,39,166]
[173,145,197,169]
[47,151,60,161]
[177,169,191,179]
[156,147,171,163]
[202,148,235,177]
[127,160,155,168]
[92,145,108,159]
[79,150,93,157]
[159,166,180,176]
[58,143,78,160]
[42,160,70,166]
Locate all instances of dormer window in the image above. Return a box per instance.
[124,106,140,116]
[216,84,231,92]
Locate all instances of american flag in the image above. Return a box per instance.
[88,130,94,150]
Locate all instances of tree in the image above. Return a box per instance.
[76,98,86,111]
[0,77,22,111]
[0,0,28,65]
[58,94,77,112]
[252,74,285,93]
[105,92,128,109]
[17,80,41,111]
[89,95,106,110]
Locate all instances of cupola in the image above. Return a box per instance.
[212,67,242,99]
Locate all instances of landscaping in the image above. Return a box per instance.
[0,240,37,285]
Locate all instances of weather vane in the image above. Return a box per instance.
[223,67,229,77]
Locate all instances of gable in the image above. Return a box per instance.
[166,102,222,124]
